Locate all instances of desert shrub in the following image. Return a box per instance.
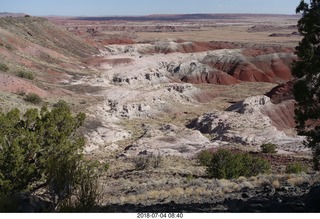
[24,93,42,104]
[16,88,26,96]
[0,63,9,72]
[260,143,278,154]
[53,100,69,108]
[285,163,307,174]
[150,153,162,168]
[197,150,213,166]
[5,44,13,51]
[16,70,35,80]
[206,149,270,179]
[133,156,150,170]
[133,153,162,170]
[0,103,102,212]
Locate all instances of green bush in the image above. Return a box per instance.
[260,143,278,154]
[0,63,9,72]
[24,93,42,104]
[16,70,35,80]
[0,103,101,212]
[285,163,307,174]
[197,150,213,166]
[206,149,270,179]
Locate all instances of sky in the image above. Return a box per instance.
[0,0,302,16]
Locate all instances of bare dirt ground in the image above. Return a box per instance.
[1,14,317,212]
[50,14,301,47]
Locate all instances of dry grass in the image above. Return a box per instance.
[135,23,300,47]
[99,153,319,206]
[102,172,315,205]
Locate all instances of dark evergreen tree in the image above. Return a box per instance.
[292,0,320,169]
[0,103,102,211]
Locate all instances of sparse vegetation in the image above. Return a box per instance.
[285,163,308,174]
[150,153,162,168]
[133,155,150,170]
[24,93,42,104]
[16,70,35,80]
[206,149,270,179]
[260,143,278,154]
[53,100,69,108]
[0,63,9,72]
[197,150,213,166]
[133,153,162,170]
[16,88,26,96]
[4,44,13,51]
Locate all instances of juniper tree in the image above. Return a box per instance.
[292,0,320,169]
[0,102,102,211]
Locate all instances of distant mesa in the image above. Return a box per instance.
[75,14,300,22]
[0,12,27,17]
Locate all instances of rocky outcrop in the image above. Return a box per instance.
[264,81,297,130]
[188,95,305,151]
[202,51,295,83]
[261,100,296,131]
[181,69,239,85]
[121,123,211,157]
[163,48,295,85]
[141,41,236,54]
[266,80,295,104]
[167,60,239,85]
[102,43,295,86]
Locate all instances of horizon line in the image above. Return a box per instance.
[1,11,299,18]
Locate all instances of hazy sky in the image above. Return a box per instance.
[0,0,302,16]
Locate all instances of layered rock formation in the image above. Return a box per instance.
[201,50,295,83]
[188,95,305,152]
[137,45,296,85]
[82,42,304,156]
